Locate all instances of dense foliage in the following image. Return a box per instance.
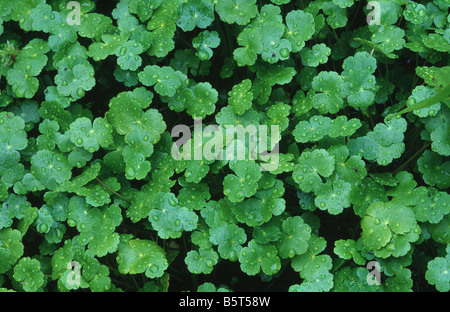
[0,0,449,292]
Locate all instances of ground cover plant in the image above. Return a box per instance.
[0,0,449,292]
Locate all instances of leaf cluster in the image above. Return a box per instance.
[0,0,449,293]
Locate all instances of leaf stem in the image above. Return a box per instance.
[178,34,193,49]
[347,0,363,31]
[132,275,140,290]
[209,171,221,190]
[411,51,432,91]
[388,84,450,120]
[29,226,45,238]
[360,110,372,130]
[95,177,131,202]
[392,141,431,176]
[299,0,305,10]
[331,258,347,274]
[365,108,375,129]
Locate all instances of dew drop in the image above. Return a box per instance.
[76,88,85,98]
[279,48,290,58]
[119,47,127,56]
[38,223,48,233]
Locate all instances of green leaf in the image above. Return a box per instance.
[293,115,361,143]
[54,63,96,99]
[333,0,354,8]
[0,228,24,274]
[69,117,113,153]
[293,149,335,193]
[77,178,121,208]
[138,65,188,97]
[48,22,78,51]
[228,79,253,116]
[116,40,144,71]
[127,174,175,223]
[39,101,73,131]
[106,89,151,135]
[178,181,211,211]
[229,179,285,227]
[411,187,450,224]
[88,34,128,61]
[428,215,450,245]
[265,102,291,132]
[77,13,114,40]
[390,84,450,119]
[146,0,181,57]
[29,3,61,33]
[223,160,261,203]
[424,32,449,54]
[341,51,378,109]
[14,38,49,73]
[348,116,407,166]
[56,162,100,193]
[30,150,73,191]
[256,63,297,87]
[117,235,168,278]
[275,216,311,259]
[292,90,313,116]
[291,235,332,281]
[215,106,260,129]
[370,25,406,55]
[311,71,348,114]
[6,67,39,99]
[289,271,334,292]
[332,266,383,292]
[415,66,450,89]
[0,194,32,230]
[425,256,450,292]
[285,10,315,52]
[300,43,331,67]
[270,0,290,4]
[238,240,281,276]
[192,30,220,61]
[314,177,352,215]
[385,267,413,292]
[13,173,44,195]
[233,27,262,67]
[74,202,122,257]
[13,257,44,292]
[107,93,165,180]
[322,2,348,29]
[177,0,214,31]
[197,282,231,292]
[34,205,54,234]
[361,200,420,257]
[215,0,258,26]
[185,247,219,274]
[209,222,247,261]
[0,112,28,154]
[404,1,428,25]
[36,119,59,150]
[406,85,441,117]
[184,82,218,118]
[334,239,366,265]
[148,192,198,239]
[421,106,450,156]
[417,150,450,189]
[329,144,367,185]
[386,171,422,206]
